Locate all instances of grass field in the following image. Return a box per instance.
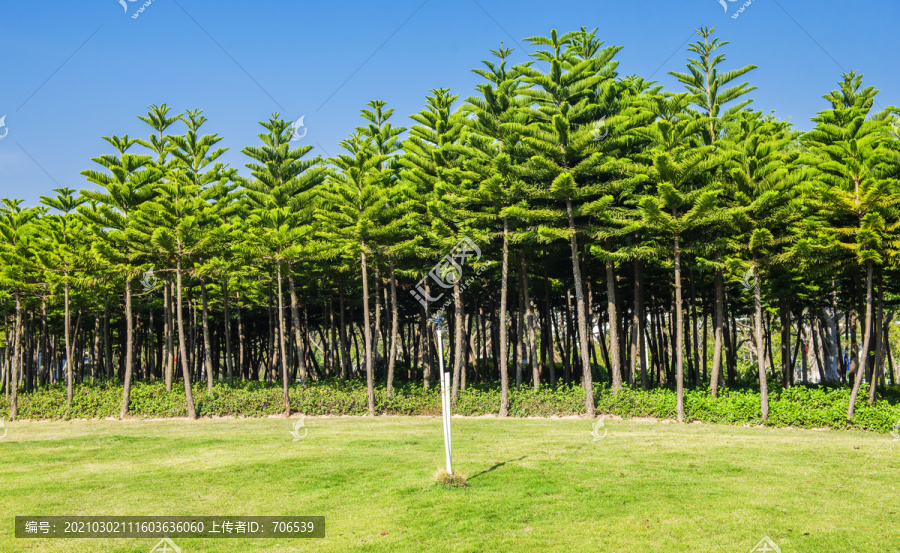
[1,415,898,552]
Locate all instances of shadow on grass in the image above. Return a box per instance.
[468,455,527,480]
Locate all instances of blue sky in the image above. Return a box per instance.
[1,0,897,206]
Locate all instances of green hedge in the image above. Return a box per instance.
[2,379,898,433]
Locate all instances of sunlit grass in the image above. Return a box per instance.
[1,416,898,552]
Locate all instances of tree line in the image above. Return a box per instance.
[2,26,899,422]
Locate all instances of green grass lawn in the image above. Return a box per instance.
[1,415,898,552]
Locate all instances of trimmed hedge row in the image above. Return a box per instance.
[2,379,899,433]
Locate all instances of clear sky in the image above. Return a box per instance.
[1,0,897,206]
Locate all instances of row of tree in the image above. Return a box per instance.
[2,27,898,422]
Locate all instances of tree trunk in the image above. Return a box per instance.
[779,296,792,388]
[847,260,874,419]
[521,257,539,390]
[360,244,375,416]
[821,309,841,381]
[867,267,885,405]
[552,308,569,384]
[515,265,524,391]
[148,302,155,381]
[40,300,49,386]
[374,265,382,366]
[287,274,308,384]
[884,326,900,386]
[567,199,594,417]
[811,317,826,383]
[633,259,647,390]
[423,289,434,389]
[544,261,556,387]
[64,281,74,417]
[103,294,112,380]
[606,258,622,392]
[386,261,400,394]
[849,301,859,383]
[200,279,214,392]
[237,292,245,380]
[725,295,737,386]
[223,277,234,386]
[120,279,135,419]
[499,217,511,416]
[689,269,701,387]
[832,284,843,384]
[753,260,769,420]
[327,300,336,376]
[477,304,487,383]
[452,278,465,399]
[700,302,708,384]
[467,311,479,384]
[587,278,602,381]
[176,253,197,419]
[8,292,23,419]
[191,296,200,382]
[352,322,361,374]
[422,303,432,389]
[877,312,893,387]
[164,280,174,391]
[339,282,350,379]
[653,301,667,386]
[710,267,725,397]
[303,304,314,381]
[276,262,291,416]
[91,313,100,380]
[674,232,684,422]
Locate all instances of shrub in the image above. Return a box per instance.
[1,379,897,434]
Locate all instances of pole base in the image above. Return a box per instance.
[434,469,468,488]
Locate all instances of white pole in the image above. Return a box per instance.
[445,367,453,454]
[435,317,453,474]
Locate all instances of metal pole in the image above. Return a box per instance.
[434,316,452,474]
